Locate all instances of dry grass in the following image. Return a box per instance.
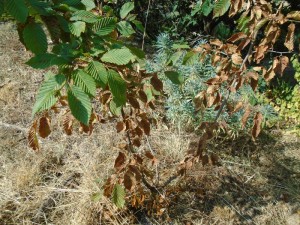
[0,22,300,225]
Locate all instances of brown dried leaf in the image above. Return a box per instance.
[63,113,73,135]
[264,67,275,82]
[210,39,223,47]
[28,121,39,151]
[232,101,244,114]
[145,151,154,160]
[114,152,126,171]
[128,95,140,109]
[232,53,243,65]
[229,0,244,17]
[241,106,251,128]
[201,154,209,166]
[237,38,251,51]
[227,32,247,43]
[132,137,141,147]
[116,121,126,133]
[138,90,147,103]
[254,45,268,63]
[128,165,142,181]
[284,23,295,51]
[252,112,263,139]
[206,77,220,85]
[140,119,150,135]
[124,171,136,191]
[286,11,300,21]
[135,126,143,137]
[38,116,51,138]
[197,133,208,157]
[274,56,289,75]
[210,153,220,166]
[150,74,163,92]
[133,154,143,164]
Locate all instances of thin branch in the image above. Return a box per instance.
[145,136,159,184]
[141,0,151,50]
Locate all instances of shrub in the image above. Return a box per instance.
[147,33,278,134]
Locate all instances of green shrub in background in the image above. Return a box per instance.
[270,56,300,128]
[146,33,278,135]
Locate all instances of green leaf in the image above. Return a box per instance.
[91,192,103,202]
[93,17,116,36]
[213,0,230,18]
[117,21,135,37]
[87,61,108,88]
[127,46,145,59]
[144,85,154,102]
[69,21,86,37]
[70,10,99,23]
[101,48,135,65]
[168,51,183,65]
[81,0,95,11]
[109,99,122,116]
[6,0,28,23]
[23,22,48,54]
[61,0,82,7]
[120,2,134,19]
[132,20,144,32]
[33,74,65,115]
[0,1,5,15]
[112,184,125,208]
[107,69,126,106]
[72,70,96,96]
[164,71,184,85]
[172,44,190,49]
[26,53,69,69]
[201,0,214,16]
[27,0,53,16]
[68,85,92,125]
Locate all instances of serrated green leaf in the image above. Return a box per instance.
[87,61,108,88]
[213,0,230,18]
[91,191,103,202]
[72,70,96,96]
[165,71,184,85]
[81,0,95,10]
[93,17,116,36]
[107,69,126,106]
[201,0,214,16]
[68,85,92,125]
[26,53,69,69]
[117,21,135,37]
[120,2,134,19]
[23,22,48,54]
[101,48,135,65]
[132,20,144,32]
[127,46,145,59]
[33,74,65,115]
[27,0,53,16]
[109,99,122,116]
[112,184,125,208]
[69,21,86,37]
[6,0,28,23]
[70,10,99,23]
